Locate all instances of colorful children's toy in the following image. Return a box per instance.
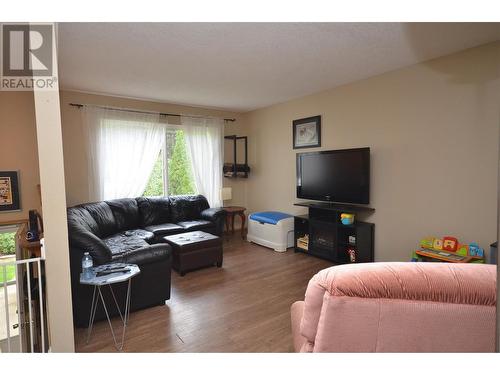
[442,236,458,252]
[468,242,484,257]
[416,236,486,263]
[340,213,355,225]
[419,237,435,249]
[433,238,443,251]
[456,244,469,257]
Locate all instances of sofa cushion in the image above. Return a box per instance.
[136,196,171,227]
[176,220,213,231]
[103,232,150,257]
[83,202,117,237]
[169,195,210,222]
[111,243,172,266]
[125,228,154,242]
[145,223,184,236]
[107,198,140,231]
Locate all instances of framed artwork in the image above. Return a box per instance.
[293,115,321,149]
[0,171,21,212]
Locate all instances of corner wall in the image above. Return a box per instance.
[241,42,500,261]
[0,92,41,223]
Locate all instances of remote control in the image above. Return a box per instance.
[100,265,128,271]
[96,269,130,277]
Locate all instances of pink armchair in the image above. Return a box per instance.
[291,262,496,352]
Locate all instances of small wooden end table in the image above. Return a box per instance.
[223,206,246,238]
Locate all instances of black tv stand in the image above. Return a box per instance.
[293,202,375,264]
[294,201,375,213]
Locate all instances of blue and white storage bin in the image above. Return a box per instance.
[247,211,294,252]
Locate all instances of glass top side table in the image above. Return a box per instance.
[80,263,140,351]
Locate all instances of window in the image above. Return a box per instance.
[143,129,196,197]
[0,226,16,284]
[1,225,19,351]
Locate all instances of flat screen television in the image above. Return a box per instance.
[296,147,370,205]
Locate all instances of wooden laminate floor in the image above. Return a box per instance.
[74,234,331,352]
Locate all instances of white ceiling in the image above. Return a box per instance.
[58,23,500,112]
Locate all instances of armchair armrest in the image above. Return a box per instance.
[200,207,226,222]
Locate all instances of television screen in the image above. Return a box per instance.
[296,147,370,204]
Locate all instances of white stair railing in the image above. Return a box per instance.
[1,257,46,353]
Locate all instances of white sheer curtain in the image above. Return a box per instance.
[82,106,164,201]
[182,116,224,207]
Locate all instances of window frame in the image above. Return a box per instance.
[0,225,18,235]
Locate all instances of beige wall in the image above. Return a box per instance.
[59,90,246,207]
[0,92,41,223]
[241,42,500,261]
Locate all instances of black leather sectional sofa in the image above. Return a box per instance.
[67,194,225,327]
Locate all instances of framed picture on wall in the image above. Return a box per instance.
[0,171,21,212]
[293,115,321,149]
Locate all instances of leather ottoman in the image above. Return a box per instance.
[163,231,223,276]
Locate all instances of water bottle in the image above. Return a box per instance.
[82,252,94,279]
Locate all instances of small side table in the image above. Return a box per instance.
[80,263,140,351]
[223,206,246,239]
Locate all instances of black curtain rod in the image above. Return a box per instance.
[69,103,236,122]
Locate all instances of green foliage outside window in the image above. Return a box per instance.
[0,231,16,283]
[0,264,15,283]
[168,131,195,196]
[142,150,165,197]
[143,130,196,197]
[0,232,16,256]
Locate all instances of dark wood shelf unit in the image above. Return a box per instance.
[293,202,375,264]
[223,163,250,175]
[224,135,250,178]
